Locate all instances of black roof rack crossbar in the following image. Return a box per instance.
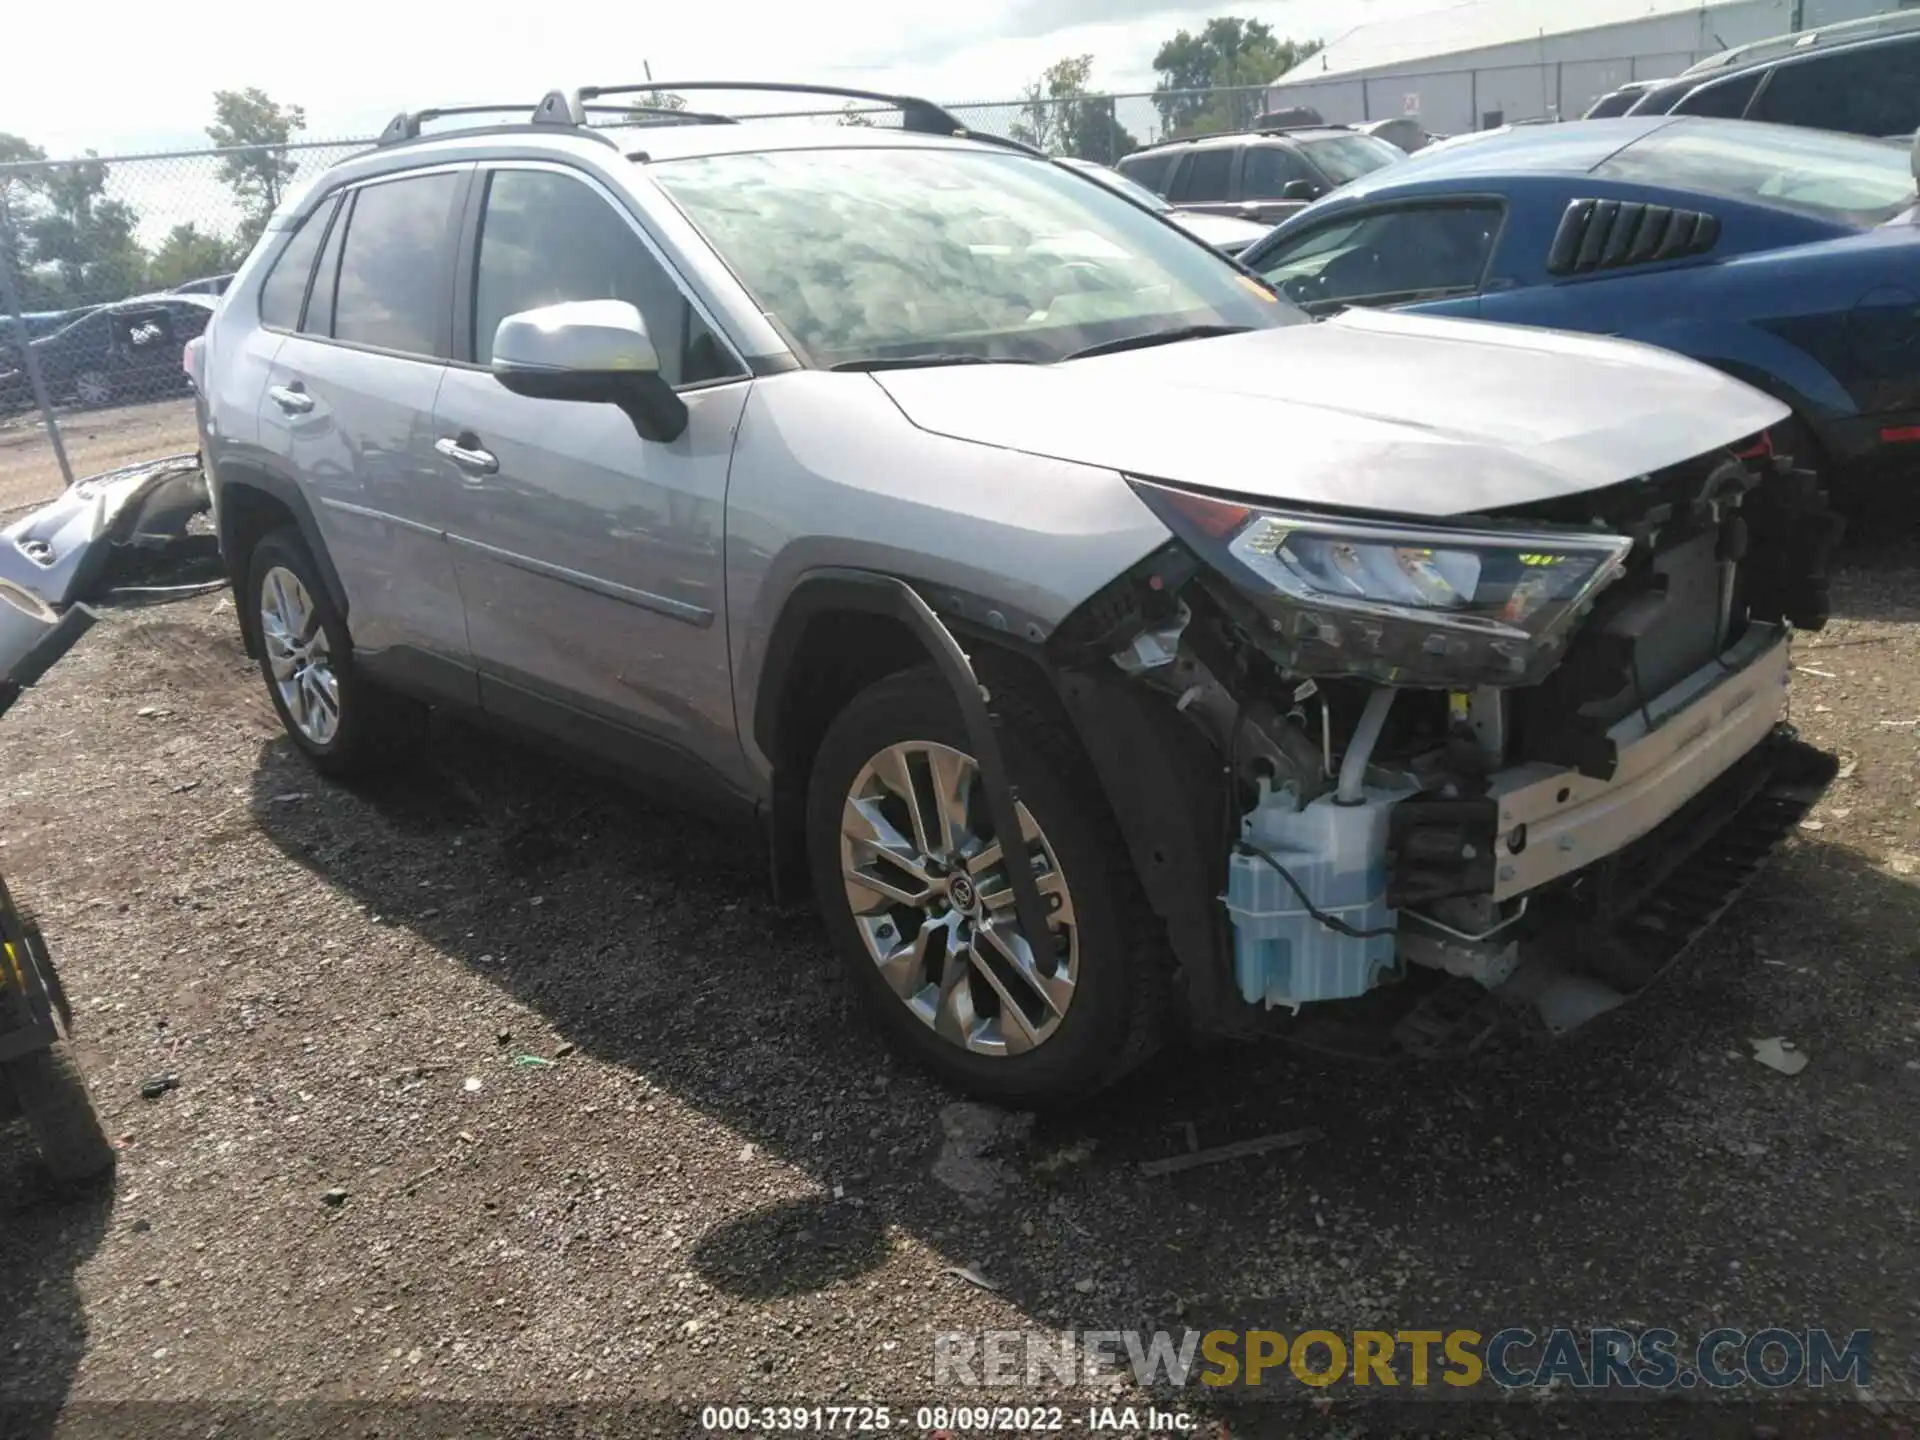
[376,90,615,148]
[573,80,1045,155]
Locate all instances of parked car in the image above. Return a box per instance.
[1583,79,1665,119]
[1055,156,1271,255]
[1358,117,1438,155]
[1623,10,1920,138]
[0,295,215,413]
[168,273,235,297]
[1116,123,1406,224]
[191,82,1836,1103]
[1239,115,1920,499]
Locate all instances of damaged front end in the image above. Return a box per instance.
[0,454,210,607]
[1047,437,1842,1057]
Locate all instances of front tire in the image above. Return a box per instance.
[805,665,1168,1105]
[247,526,412,777]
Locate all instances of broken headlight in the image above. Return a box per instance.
[1130,478,1632,687]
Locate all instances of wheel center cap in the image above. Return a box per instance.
[947,874,978,914]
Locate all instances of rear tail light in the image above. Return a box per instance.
[182,336,205,393]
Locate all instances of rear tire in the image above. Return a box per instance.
[805,664,1168,1105]
[5,1039,113,1183]
[247,526,417,776]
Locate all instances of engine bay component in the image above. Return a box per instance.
[1226,778,1408,1010]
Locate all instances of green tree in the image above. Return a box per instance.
[1008,56,1139,163]
[630,90,688,116]
[146,223,240,290]
[1152,18,1322,136]
[0,133,48,305]
[207,88,307,252]
[27,154,146,304]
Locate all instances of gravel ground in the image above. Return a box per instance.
[0,520,1914,1439]
[0,399,198,513]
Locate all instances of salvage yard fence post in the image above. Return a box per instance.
[0,244,73,492]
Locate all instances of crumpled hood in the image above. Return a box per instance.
[871,307,1789,518]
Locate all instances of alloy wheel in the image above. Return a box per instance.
[259,565,340,746]
[73,370,110,407]
[839,740,1077,1057]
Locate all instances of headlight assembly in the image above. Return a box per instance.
[1130,477,1632,687]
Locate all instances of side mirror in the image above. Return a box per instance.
[491,299,687,443]
[1281,179,1325,202]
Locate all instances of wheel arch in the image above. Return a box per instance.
[754,571,1065,906]
[212,459,347,657]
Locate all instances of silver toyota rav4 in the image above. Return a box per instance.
[191,83,1840,1103]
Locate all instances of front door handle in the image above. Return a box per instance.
[267,384,313,414]
[435,435,499,475]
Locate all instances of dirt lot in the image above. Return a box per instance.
[0,400,199,513]
[0,523,1915,1437]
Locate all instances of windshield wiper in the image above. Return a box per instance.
[1063,323,1254,362]
[830,355,1039,372]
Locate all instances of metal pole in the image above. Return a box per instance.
[0,247,74,492]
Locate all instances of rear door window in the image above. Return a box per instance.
[331,171,465,357]
[256,194,338,332]
[303,194,349,338]
[1747,39,1920,137]
[1170,147,1235,203]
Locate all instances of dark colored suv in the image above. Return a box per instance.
[1624,15,1920,138]
[1116,125,1405,225]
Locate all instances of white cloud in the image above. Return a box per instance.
[2,0,1433,155]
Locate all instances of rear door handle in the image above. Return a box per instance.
[267,384,313,414]
[435,436,499,475]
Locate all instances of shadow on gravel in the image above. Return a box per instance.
[1827,492,1919,626]
[248,707,1918,1409]
[0,1141,113,1438]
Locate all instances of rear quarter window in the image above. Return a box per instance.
[256,194,339,332]
[1116,151,1176,195]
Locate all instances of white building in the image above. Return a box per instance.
[1265,0,1909,134]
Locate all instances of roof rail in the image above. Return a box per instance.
[376,90,616,149]
[1680,7,1920,75]
[1134,120,1348,152]
[571,80,1045,155]
[580,103,740,127]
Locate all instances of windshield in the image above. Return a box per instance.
[1596,122,1917,225]
[1298,134,1404,185]
[652,146,1296,367]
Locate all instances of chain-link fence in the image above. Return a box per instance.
[0,82,1278,509]
[0,135,369,510]
[1261,52,1715,136]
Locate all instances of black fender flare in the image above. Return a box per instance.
[754,568,1054,967]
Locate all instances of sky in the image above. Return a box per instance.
[1,0,1445,158]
